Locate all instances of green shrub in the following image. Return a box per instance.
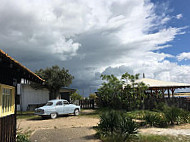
[97,110,121,135]
[155,102,167,111]
[16,133,30,142]
[96,110,138,141]
[177,109,190,124]
[144,113,168,128]
[163,106,190,125]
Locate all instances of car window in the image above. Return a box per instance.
[45,102,53,106]
[63,101,69,105]
[56,101,63,106]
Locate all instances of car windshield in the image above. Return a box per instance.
[45,102,53,106]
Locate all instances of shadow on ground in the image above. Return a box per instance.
[30,127,100,142]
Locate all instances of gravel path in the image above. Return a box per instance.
[17,110,100,142]
[139,124,190,136]
[30,127,101,142]
[17,115,99,135]
[17,110,190,141]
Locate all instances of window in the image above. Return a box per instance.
[56,101,62,106]
[63,101,69,105]
[0,84,15,117]
[45,102,53,106]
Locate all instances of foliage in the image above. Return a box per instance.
[143,105,190,127]
[96,110,138,141]
[97,74,123,108]
[33,65,74,99]
[70,92,83,102]
[163,105,190,125]
[17,111,40,120]
[135,134,190,142]
[97,72,148,110]
[144,112,168,128]
[89,93,97,100]
[126,110,157,120]
[16,132,30,142]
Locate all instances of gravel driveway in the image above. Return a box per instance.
[139,124,190,137]
[30,127,100,142]
[17,110,100,142]
[17,110,190,141]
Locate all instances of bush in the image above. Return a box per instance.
[144,105,190,127]
[16,133,30,142]
[144,112,168,128]
[96,110,138,141]
[163,106,190,125]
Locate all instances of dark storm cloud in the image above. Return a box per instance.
[0,0,188,96]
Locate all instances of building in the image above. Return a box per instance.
[17,84,76,111]
[136,78,190,98]
[0,49,44,142]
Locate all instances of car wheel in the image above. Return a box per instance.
[74,109,79,116]
[50,113,58,119]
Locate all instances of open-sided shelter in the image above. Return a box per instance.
[136,78,190,98]
[0,49,44,142]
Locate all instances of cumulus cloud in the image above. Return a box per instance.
[0,0,188,96]
[177,52,190,61]
[176,14,183,19]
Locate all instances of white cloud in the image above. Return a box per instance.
[176,14,183,19]
[0,0,188,95]
[177,52,190,61]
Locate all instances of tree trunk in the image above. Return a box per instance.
[55,90,61,99]
[49,89,60,100]
[49,90,54,100]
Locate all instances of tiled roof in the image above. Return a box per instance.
[0,49,45,82]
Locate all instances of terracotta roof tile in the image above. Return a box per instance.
[0,49,45,82]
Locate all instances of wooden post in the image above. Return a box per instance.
[171,88,175,98]
[151,89,153,97]
[161,89,165,99]
[155,89,158,98]
[167,88,170,99]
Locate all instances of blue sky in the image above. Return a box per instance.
[153,0,190,65]
[0,0,190,96]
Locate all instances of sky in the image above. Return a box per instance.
[0,0,190,96]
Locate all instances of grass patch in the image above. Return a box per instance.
[126,110,161,120]
[79,109,101,118]
[17,111,40,120]
[79,108,113,118]
[98,134,190,142]
[135,134,190,142]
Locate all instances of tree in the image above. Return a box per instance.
[97,73,148,110]
[98,74,124,108]
[70,92,83,102]
[89,93,97,100]
[35,65,74,99]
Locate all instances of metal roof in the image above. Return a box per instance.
[136,78,190,88]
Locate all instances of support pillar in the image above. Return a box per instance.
[161,89,165,99]
[167,88,170,99]
[171,88,175,98]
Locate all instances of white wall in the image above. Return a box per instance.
[21,85,49,111]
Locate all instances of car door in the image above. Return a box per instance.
[55,101,64,114]
[63,100,72,114]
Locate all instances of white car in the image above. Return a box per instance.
[35,99,80,119]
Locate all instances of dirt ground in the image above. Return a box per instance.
[139,124,190,136]
[17,115,99,134]
[17,110,100,142]
[17,110,190,142]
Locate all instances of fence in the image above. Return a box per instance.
[79,99,94,109]
[0,114,16,142]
